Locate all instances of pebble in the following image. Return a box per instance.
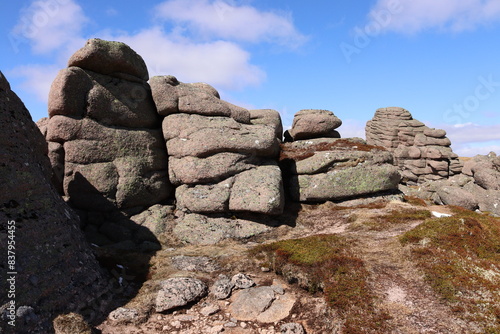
[224,321,237,328]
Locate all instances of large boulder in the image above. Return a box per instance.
[288,109,342,141]
[466,152,500,190]
[43,39,172,212]
[0,71,109,334]
[68,38,149,81]
[401,165,500,216]
[435,186,479,211]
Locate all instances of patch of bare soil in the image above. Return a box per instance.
[351,228,472,333]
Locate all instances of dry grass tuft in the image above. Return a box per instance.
[400,206,500,332]
[357,208,432,231]
[403,195,428,207]
[250,234,391,333]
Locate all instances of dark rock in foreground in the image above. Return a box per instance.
[0,71,109,334]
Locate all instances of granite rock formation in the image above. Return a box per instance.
[151,75,285,216]
[366,107,463,184]
[42,38,171,212]
[281,109,400,202]
[281,138,401,202]
[38,39,175,250]
[0,71,109,334]
[404,152,500,215]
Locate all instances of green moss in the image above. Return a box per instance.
[400,206,500,331]
[254,234,347,266]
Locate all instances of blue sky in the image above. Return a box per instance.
[2,0,500,156]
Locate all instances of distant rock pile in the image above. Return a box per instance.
[150,75,285,216]
[40,39,171,211]
[0,71,109,334]
[366,107,463,184]
[406,152,500,215]
[281,109,401,202]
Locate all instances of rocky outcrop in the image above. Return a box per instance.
[281,110,400,202]
[463,152,500,190]
[366,107,463,185]
[281,138,401,202]
[285,109,342,142]
[151,75,285,216]
[403,152,500,215]
[42,38,171,212]
[0,71,109,333]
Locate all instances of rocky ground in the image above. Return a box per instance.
[91,198,498,334]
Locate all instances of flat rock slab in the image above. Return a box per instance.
[229,287,275,321]
[162,113,279,158]
[173,214,272,245]
[292,150,393,175]
[168,152,257,185]
[229,286,295,323]
[155,277,208,313]
[290,164,401,202]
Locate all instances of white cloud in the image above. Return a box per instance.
[108,27,265,89]
[154,0,307,47]
[10,0,306,105]
[453,143,500,157]
[11,0,88,54]
[369,0,500,34]
[429,122,500,156]
[339,119,366,139]
[9,64,60,103]
[439,123,500,144]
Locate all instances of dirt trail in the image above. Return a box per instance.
[348,221,473,333]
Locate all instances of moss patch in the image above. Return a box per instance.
[250,234,391,333]
[400,206,500,332]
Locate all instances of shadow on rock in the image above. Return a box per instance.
[66,175,176,329]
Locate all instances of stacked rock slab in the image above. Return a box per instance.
[285,109,341,142]
[0,71,109,333]
[281,109,400,202]
[41,39,171,212]
[408,152,500,214]
[366,107,463,185]
[150,75,284,215]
